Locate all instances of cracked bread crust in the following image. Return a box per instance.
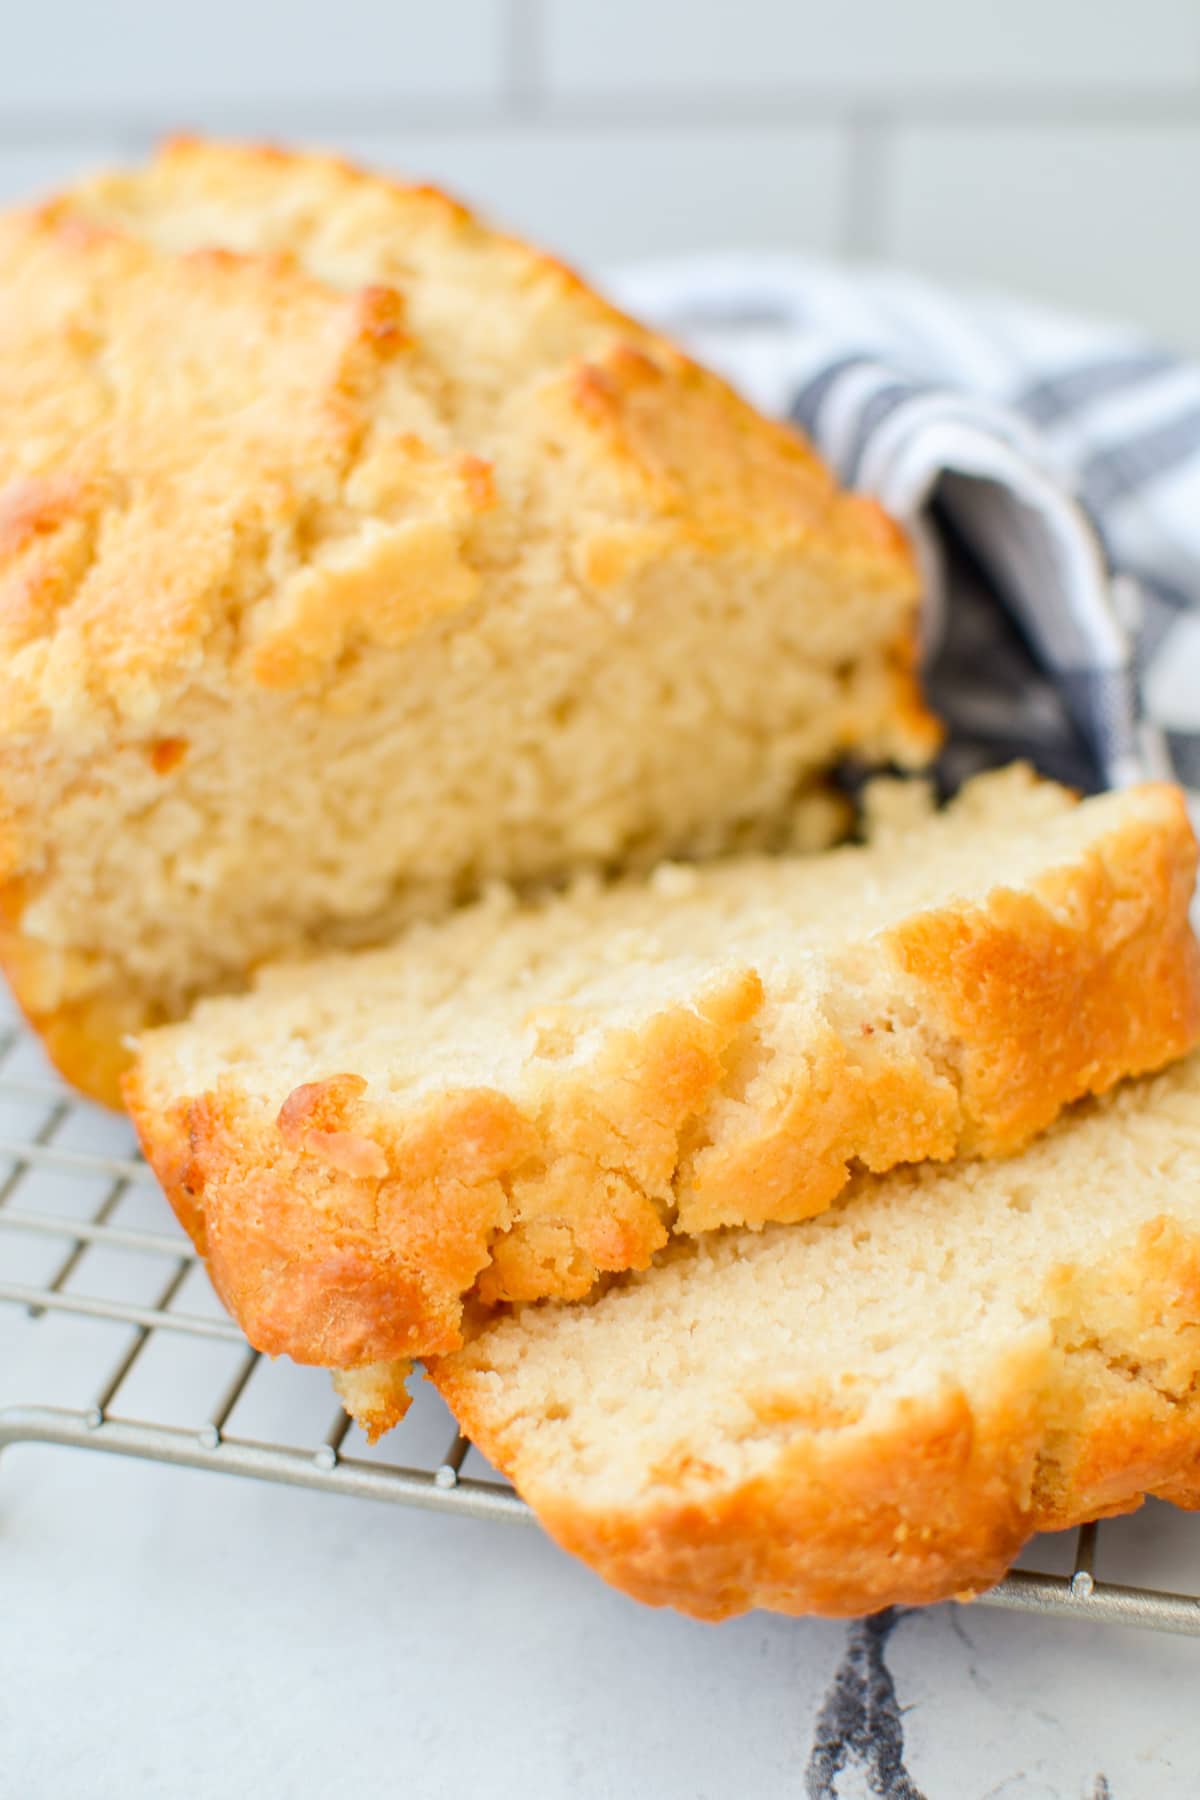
[125,776,1200,1385]
[0,185,916,730]
[0,138,932,1102]
[431,1056,1200,1621]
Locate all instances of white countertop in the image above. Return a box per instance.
[5,1406,1200,1796]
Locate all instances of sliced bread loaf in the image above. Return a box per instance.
[432,1049,1200,1620]
[126,768,1200,1405]
[0,137,930,1104]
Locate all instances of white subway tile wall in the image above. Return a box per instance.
[2,0,1199,348]
[336,126,849,262]
[886,126,1200,350]
[0,0,506,114]
[544,0,1200,97]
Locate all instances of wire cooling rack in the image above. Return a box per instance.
[2,993,1199,1637]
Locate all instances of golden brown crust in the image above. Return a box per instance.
[0,139,924,735]
[433,1345,1052,1620]
[125,974,761,1364]
[668,772,1107,1227]
[126,783,1200,1373]
[888,788,1200,1157]
[0,903,144,1106]
[0,208,488,732]
[430,1209,1200,1621]
[17,995,132,1110]
[124,1067,537,1366]
[903,787,1200,1146]
[432,1327,1200,1620]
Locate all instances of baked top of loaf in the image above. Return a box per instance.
[127,767,1200,1387]
[0,137,914,731]
[0,138,931,1104]
[432,1048,1200,1620]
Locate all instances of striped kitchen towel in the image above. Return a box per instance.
[612,255,1200,801]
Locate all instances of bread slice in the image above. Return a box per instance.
[126,768,1200,1412]
[432,1048,1200,1620]
[0,137,930,1104]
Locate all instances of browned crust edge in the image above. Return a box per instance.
[893,783,1200,1158]
[124,786,1200,1367]
[430,1215,1200,1621]
[15,995,130,1109]
[0,926,141,1107]
[122,785,1200,1374]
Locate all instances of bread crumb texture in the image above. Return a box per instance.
[0,137,931,1103]
[331,1359,414,1436]
[127,767,1200,1380]
[432,1048,1200,1619]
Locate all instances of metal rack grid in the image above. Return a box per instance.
[2,1000,1199,1638]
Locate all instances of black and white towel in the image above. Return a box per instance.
[612,255,1200,803]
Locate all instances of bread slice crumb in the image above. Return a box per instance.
[127,767,1200,1381]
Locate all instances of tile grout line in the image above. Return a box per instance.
[5,87,1200,149]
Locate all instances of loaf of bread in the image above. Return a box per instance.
[432,1048,1200,1620]
[126,767,1200,1424]
[0,137,932,1105]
